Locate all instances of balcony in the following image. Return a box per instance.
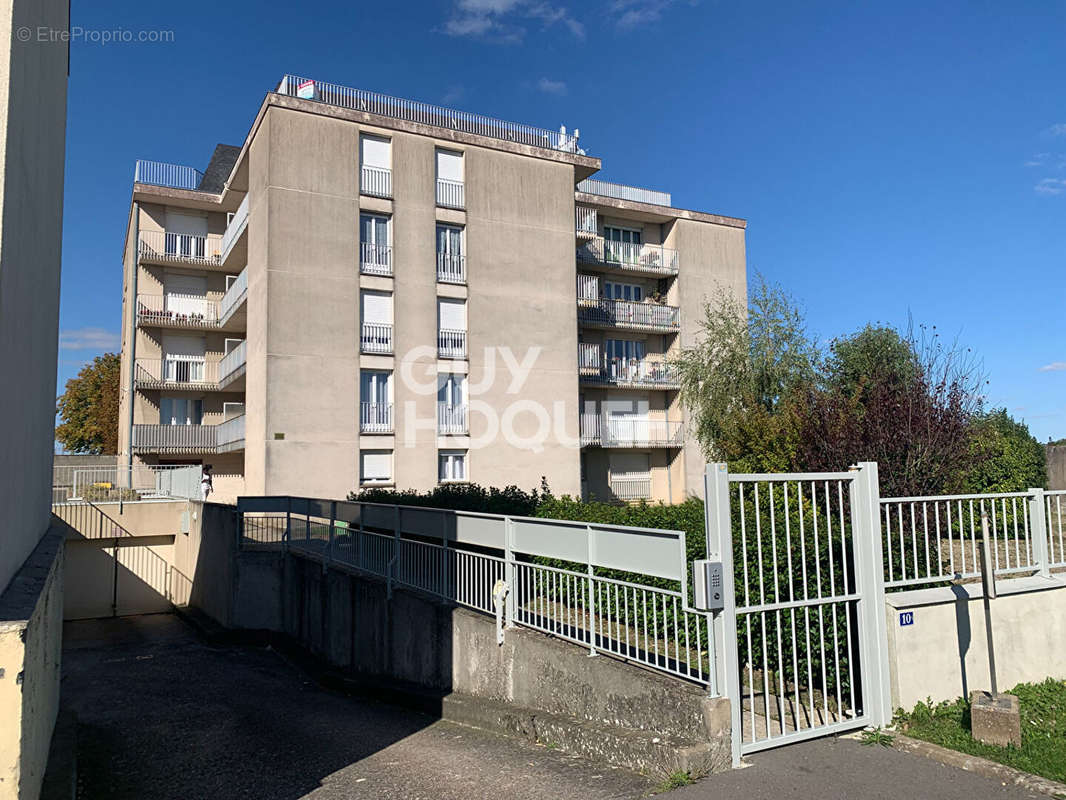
[133,160,204,191]
[361,243,393,276]
[136,294,219,329]
[576,206,597,238]
[436,252,466,284]
[577,298,680,333]
[138,230,224,270]
[135,358,218,391]
[609,475,652,502]
[576,178,671,207]
[578,344,680,389]
[577,237,678,276]
[361,323,393,354]
[438,329,467,360]
[579,414,683,448]
[219,341,246,385]
[220,193,249,268]
[219,269,248,324]
[437,403,468,435]
[436,178,465,210]
[360,402,393,434]
[132,416,245,455]
[361,165,392,199]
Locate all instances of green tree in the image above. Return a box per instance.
[965,409,1047,492]
[675,274,819,463]
[56,353,121,454]
[824,324,918,397]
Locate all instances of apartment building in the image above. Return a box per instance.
[117,75,746,505]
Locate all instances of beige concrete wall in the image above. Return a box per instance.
[885,577,1066,711]
[1047,445,1066,491]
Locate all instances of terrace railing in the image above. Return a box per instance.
[134,160,204,191]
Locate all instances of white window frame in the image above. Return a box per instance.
[359,134,391,169]
[603,280,643,302]
[222,401,245,421]
[435,148,464,182]
[360,450,393,485]
[160,396,203,426]
[436,223,463,257]
[438,450,468,483]
[361,370,393,404]
[360,213,390,247]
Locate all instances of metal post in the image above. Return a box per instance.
[327,500,337,570]
[586,524,597,657]
[704,462,740,766]
[125,203,140,474]
[1029,488,1050,579]
[849,462,892,728]
[980,511,999,698]
[504,516,516,628]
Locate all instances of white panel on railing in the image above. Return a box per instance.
[511,518,588,563]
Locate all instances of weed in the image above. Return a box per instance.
[860,727,895,747]
[655,771,694,793]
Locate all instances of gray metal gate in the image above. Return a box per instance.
[704,463,891,765]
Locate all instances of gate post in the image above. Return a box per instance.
[703,462,741,767]
[851,462,893,727]
[1029,488,1050,579]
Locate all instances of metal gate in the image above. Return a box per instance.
[704,463,891,764]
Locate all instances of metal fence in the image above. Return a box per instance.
[277,75,582,154]
[53,464,202,503]
[237,496,715,689]
[576,179,671,207]
[133,160,204,191]
[880,488,1066,589]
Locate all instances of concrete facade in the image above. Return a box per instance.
[0,1,68,798]
[117,78,747,505]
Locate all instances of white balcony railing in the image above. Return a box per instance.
[438,329,467,359]
[361,165,392,198]
[577,347,679,388]
[216,414,246,450]
[135,358,218,388]
[132,424,216,452]
[576,178,671,207]
[360,402,394,433]
[577,273,599,301]
[578,298,680,331]
[361,322,393,354]
[361,243,393,276]
[437,403,468,435]
[436,178,465,209]
[609,475,652,502]
[136,294,219,327]
[134,160,204,191]
[220,269,248,321]
[277,75,582,153]
[138,229,222,265]
[219,341,247,383]
[220,193,249,264]
[576,206,597,236]
[579,414,683,447]
[577,237,679,275]
[436,252,466,284]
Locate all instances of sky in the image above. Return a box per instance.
[58,0,1066,440]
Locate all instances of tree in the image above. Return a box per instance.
[675,274,819,463]
[965,409,1047,493]
[56,353,121,454]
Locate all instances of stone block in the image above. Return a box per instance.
[970,691,1021,748]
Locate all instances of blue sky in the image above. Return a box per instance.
[59,0,1066,440]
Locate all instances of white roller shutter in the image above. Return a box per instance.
[361,451,392,482]
[438,298,466,331]
[360,135,391,169]
[361,291,393,324]
[436,149,463,181]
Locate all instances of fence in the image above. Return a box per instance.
[576,179,671,207]
[277,75,582,154]
[436,178,465,209]
[577,298,681,331]
[138,229,222,265]
[53,464,202,503]
[436,252,466,284]
[134,160,204,191]
[237,496,715,688]
[360,165,392,198]
[360,322,393,354]
[577,237,679,275]
[361,243,393,276]
[879,488,1066,589]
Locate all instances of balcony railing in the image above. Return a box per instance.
[136,294,219,328]
[135,358,218,388]
[277,75,582,153]
[138,229,222,266]
[437,252,466,284]
[361,243,393,276]
[576,206,597,237]
[220,193,249,264]
[361,322,393,354]
[361,165,392,198]
[577,347,680,389]
[577,298,680,332]
[437,403,468,435]
[576,178,671,207]
[220,269,248,321]
[134,160,204,191]
[132,417,246,454]
[579,414,683,448]
[438,329,467,359]
[360,402,394,433]
[609,475,653,502]
[436,178,465,209]
[219,341,247,383]
[577,237,679,275]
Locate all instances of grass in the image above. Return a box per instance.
[654,771,694,793]
[896,678,1066,783]
[860,727,895,747]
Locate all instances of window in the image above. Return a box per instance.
[163,272,207,317]
[225,274,240,291]
[604,225,642,264]
[436,224,464,283]
[437,373,466,406]
[439,450,467,483]
[361,451,392,484]
[360,214,391,274]
[361,291,394,353]
[164,211,208,258]
[603,281,643,302]
[161,396,203,426]
[437,298,466,331]
[361,214,389,247]
[361,371,392,405]
[162,334,206,383]
[360,135,391,170]
[436,224,462,258]
[605,339,646,362]
[223,402,244,421]
[436,149,463,183]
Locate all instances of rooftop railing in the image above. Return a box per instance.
[276,75,583,154]
[577,178,671,207]
[134,160,205,191]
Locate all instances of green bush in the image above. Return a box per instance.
[349,482,543,516]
